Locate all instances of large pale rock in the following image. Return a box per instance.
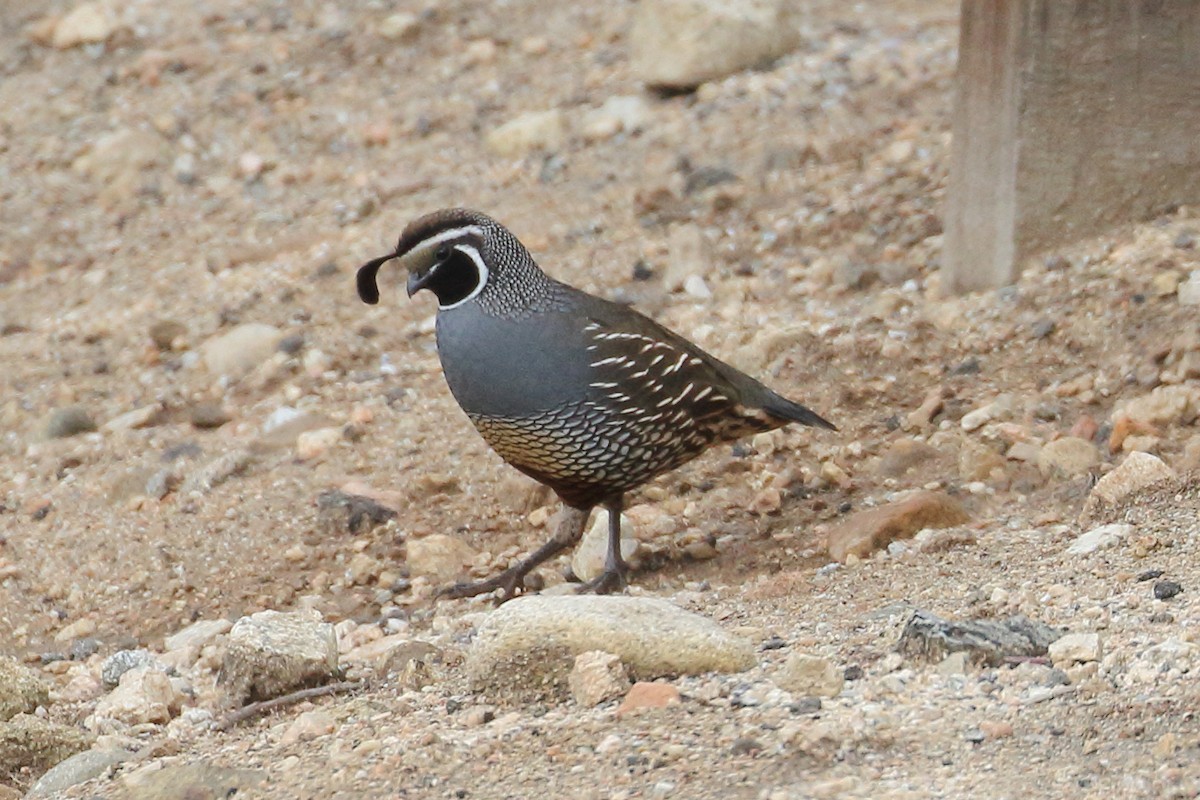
[91,667,184,727]
[631,0,804,90]
[484,109,566,157]
[826,491,970,562]
[0,658,49,721]
[1037,436,1100,478]
[1081,452,1177,523]
[776,653,843,698]
[466,595,755,701]
[0,715,91,786]
[571,510,640,582]
[200,323,283,379]
[219,610,338,705]
[405,534,478,582]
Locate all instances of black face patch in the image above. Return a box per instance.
[425,248,481,307]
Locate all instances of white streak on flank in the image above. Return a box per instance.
[664,353,689,374]
[591,356,627,367]
[649,354,665,366]
[590,381,618,388]
[693,386,714,401]
[631,369,649,378]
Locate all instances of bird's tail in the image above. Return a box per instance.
[761,391,837,431]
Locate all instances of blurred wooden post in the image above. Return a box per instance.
[942,0,1200,293]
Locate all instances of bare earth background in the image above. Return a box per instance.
[1,0,1200,798]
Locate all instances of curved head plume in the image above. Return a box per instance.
[356,208,498,309]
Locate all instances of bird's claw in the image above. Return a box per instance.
[439,569,527,604]
[575,566,628,595]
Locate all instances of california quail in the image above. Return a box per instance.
[358,208,835,599]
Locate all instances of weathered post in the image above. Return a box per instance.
[943,1,1200,293]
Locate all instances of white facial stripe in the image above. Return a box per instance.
[419,225,485,250]
[437,243,490,310]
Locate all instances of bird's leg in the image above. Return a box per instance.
[440,504,591,602]
[577,495,629,595]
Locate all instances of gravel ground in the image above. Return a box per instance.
[2,0,1200,798]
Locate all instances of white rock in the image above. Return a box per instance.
[1048,633,1102,666]
[485,110,566,157]
[569,651,631,707]
[280,710,336,745]
[1178,271,1200,305]
[164,618,232,655]
[581,96,654,142]
[466,595,755,700]
[776,653,843,698]
[1066,523,1133,556]
[296,426,342,460]
[378,12,420,41]
[52,1,117,49]
[1083,452,1176,520]
[101,404,163,433]
[200,323,283,379]
[571,511,640,583]
[684,274,712,299]
[631,0,803,90]
[220,610,338,704]
[91,667,183,727]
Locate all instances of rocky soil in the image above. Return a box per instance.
[2,0,1200,798]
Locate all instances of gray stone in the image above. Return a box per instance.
[219,610,338,705]
[897,609,1062,667]
[631,0,803,90]
[44,406,97,439]
[101,650,160,689]
[0,657,48,721]
[466,595,755,701]
[26,747,129,797]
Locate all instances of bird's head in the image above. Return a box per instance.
[357,208,516,311]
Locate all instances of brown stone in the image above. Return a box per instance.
[826,492,970,562]
[616,681,681,717]
[876,439,942,478]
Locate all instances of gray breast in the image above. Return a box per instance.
[434,299,594,419]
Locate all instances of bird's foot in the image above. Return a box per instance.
[439,567,530,604]
[575,565,628,595]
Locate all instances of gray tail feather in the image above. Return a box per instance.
[761,392,837,431]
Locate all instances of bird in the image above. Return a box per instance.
[357,208,835,600]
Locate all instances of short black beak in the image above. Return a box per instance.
[356,252,397,305]
[406,269,433,298]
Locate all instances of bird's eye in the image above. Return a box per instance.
[435,246,450,261]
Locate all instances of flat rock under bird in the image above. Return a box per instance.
[358,208,835,599]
